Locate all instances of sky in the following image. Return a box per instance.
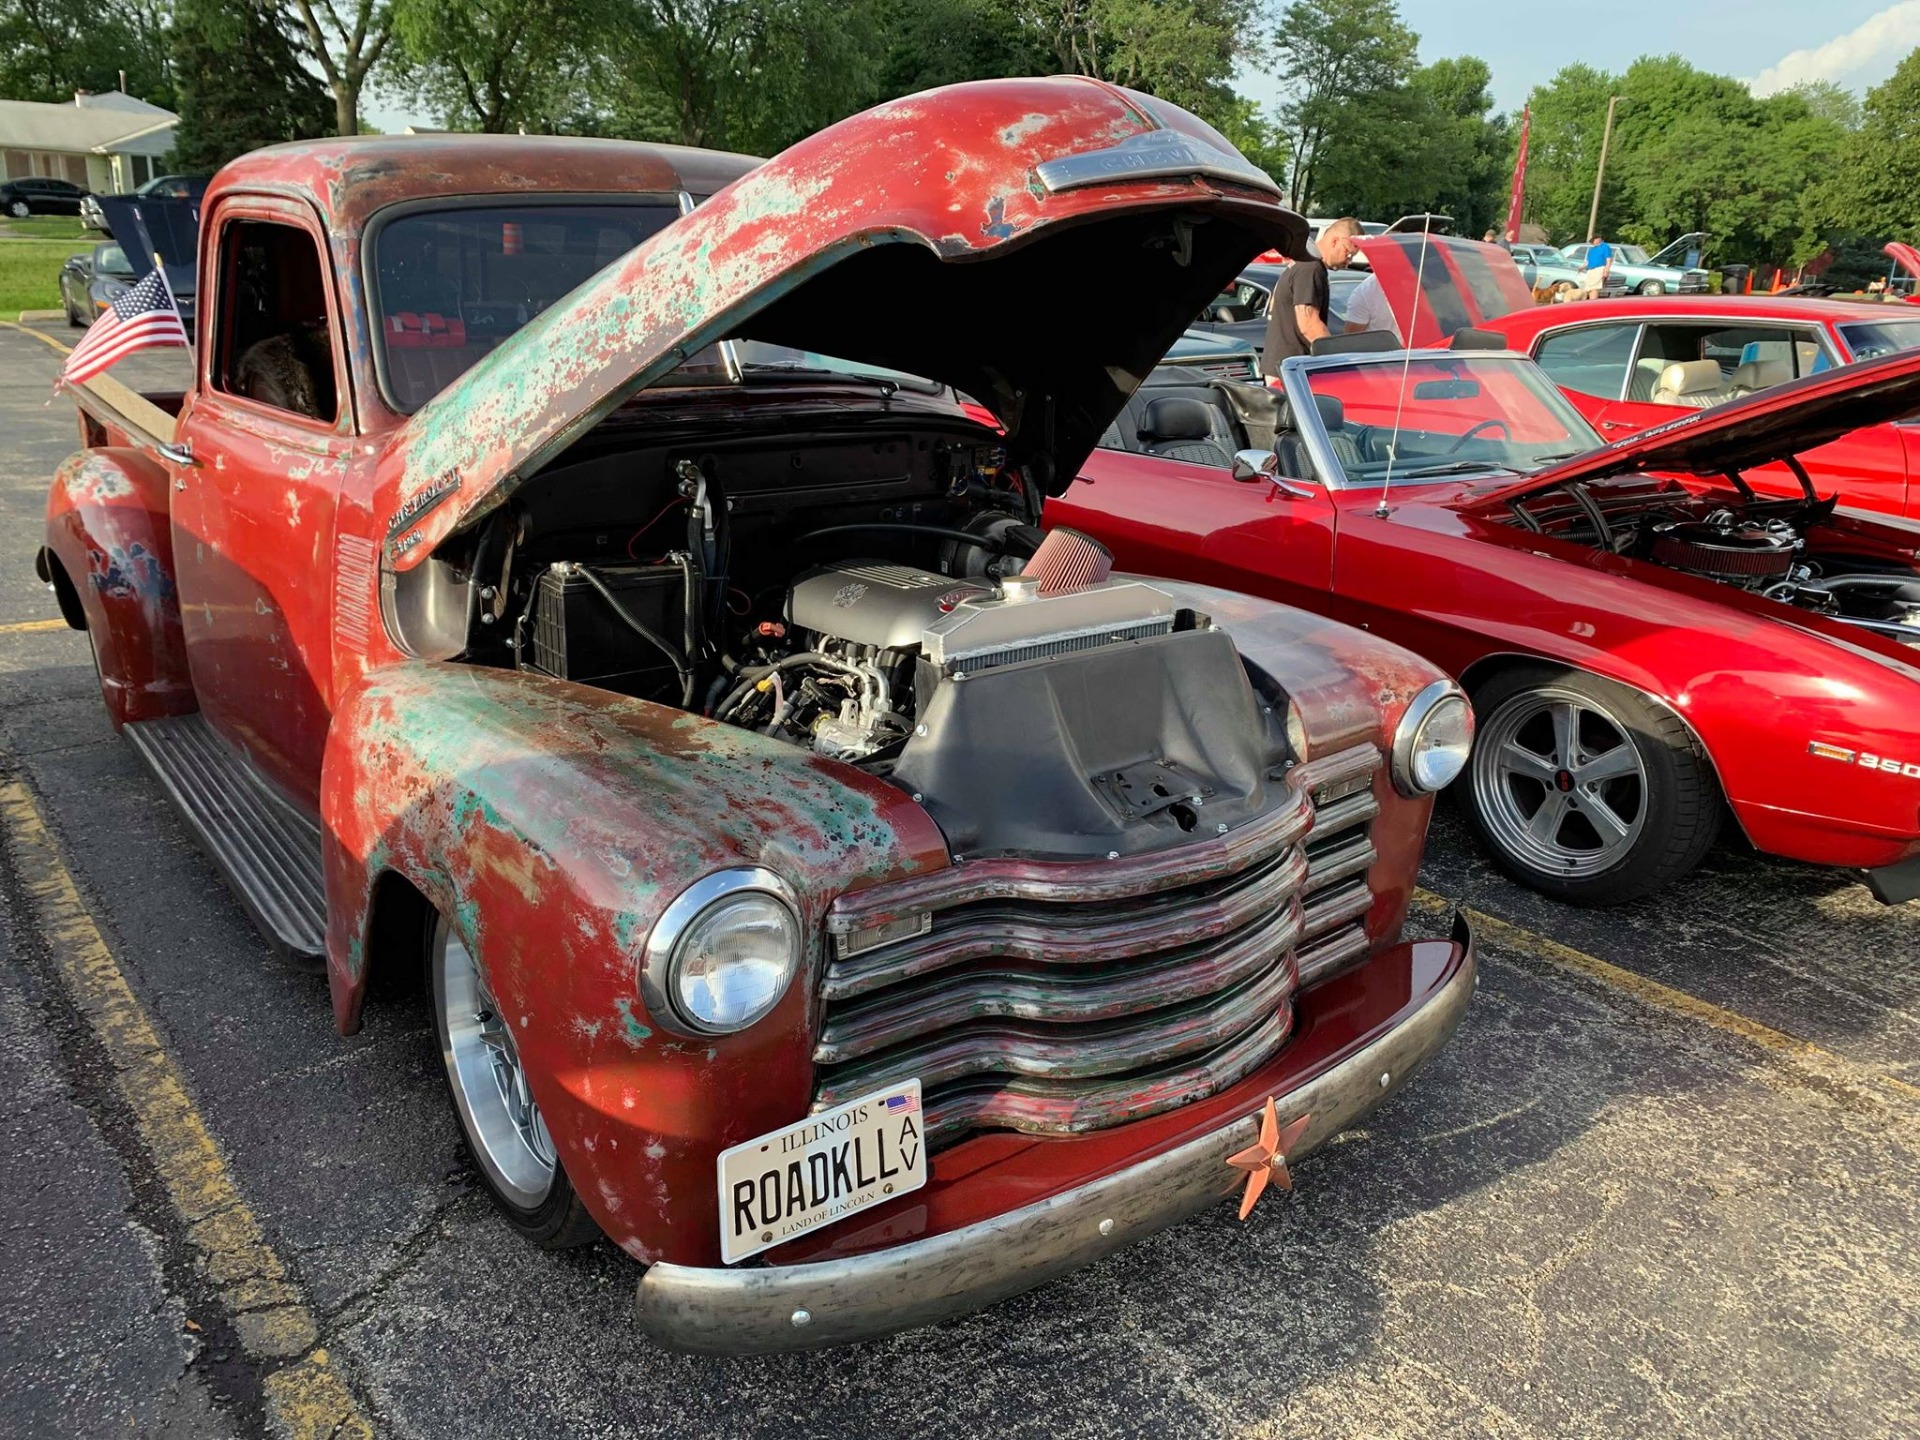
[1237,0,1920,114]
[366,0,1920,133]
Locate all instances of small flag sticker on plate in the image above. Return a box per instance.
[886,1093,919,1114]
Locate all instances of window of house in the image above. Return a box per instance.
[213,219,339,424]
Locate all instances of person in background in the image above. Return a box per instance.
[1262,217,1362,376]
[1578,234,1613,299]
[1343,271,1402,341]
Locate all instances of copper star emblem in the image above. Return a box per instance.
[1227,1098,1312,1220]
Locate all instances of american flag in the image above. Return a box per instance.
[59,268,188,389]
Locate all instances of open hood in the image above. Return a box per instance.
[1350,233,1533,348]
[1479,345,1920,506]
[380,76,1304,569]
[95,195,199,300]
[1887,242,1920,286]
[1649,232,1711,268]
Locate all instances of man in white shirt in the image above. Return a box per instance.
[1342,272,1402,341]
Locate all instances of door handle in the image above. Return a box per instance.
[1599,421,1632,431]
[157,440,198,468]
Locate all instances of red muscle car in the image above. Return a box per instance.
[38,80,1478,1351]
[1480,294,1920,518]
[1052,341,1920,907]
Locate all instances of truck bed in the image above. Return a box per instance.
[71,373,180,451]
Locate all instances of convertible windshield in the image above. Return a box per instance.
[1838,319,1920,363]
[1298,355,1599,485]
[373,201,934,411]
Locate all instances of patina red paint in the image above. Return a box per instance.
[41,78,1467,1313]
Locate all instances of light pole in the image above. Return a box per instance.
[1587,95,1625,242]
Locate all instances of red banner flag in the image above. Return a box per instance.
[1504,106,1530,243]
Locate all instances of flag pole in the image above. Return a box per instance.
[150,249,195,368]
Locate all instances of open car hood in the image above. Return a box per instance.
[1350,233,1533,348]
[1477,345,1920,507]
[1887,242,1920,284]
[380,76,1304,569]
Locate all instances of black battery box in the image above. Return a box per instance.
[527,562,685,699]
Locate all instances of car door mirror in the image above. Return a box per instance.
[1231,448,1279,482]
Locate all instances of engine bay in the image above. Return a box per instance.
[1505,476,1920,646]
[417,408,1293,858]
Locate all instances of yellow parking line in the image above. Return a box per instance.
[0,618,68,634]
[1415,888,1920,1111]
[0,778,373,1439]
[0,318,73,355]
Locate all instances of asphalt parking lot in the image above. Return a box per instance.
[2,319,1917,1439]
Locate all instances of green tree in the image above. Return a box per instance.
[584,0,889,155]
[1823,48,1920,242]
[391,0,606,132]
[1022,0,1258,123]
[1269,0,1417,211]
[878,0,1049,96]
[0,0,174,106]
[172,0,333,168]
[284,0,394,135]
[1513,62,1618,243]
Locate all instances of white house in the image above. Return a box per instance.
[0,91,178,193]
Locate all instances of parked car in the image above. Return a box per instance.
[1480,295,1920,517]
[1165,325,1261,379]
[1508,243,1585,300]
[80,173,210,232]
[1560,235,1710,296]
[39,81,1476,1353]
[0,175,86,217]
[1191,262,1376,354]
[1051,342,1920,908]
[57,240,136,326]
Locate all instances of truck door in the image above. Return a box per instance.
[170,199,353,810]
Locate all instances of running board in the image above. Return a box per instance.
[121,715,327,968]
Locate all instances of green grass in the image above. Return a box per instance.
[0,215,92,241]
[0,238,92,314]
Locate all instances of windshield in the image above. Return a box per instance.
[1297,355,1600,486]
[372,200,934,412]
[95,243,132,276]
[1839,319,1920,363]
[1617,245,1651,264]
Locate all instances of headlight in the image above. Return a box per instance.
[642,868,801,1035]
[1390,679,1474,796]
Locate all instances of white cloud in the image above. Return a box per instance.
[1749,1,1920,95]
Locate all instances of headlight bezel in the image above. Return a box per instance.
[1390,679,1474,797]
[640,867,802,1037]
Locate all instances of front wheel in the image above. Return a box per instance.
[429,914,601,1248]
[1637,279,1666,296]
[7,199,27,218]
[1458,667,1721,905]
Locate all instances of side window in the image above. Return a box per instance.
[1533,324,1637,401]
[213,219,338,424]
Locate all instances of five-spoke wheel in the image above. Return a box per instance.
[1459,667,1721,904]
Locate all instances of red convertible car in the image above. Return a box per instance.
[1481,295,1920,518]
[1053,343,1920,906]
[39,80,1479,1351]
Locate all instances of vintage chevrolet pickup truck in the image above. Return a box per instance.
[40,78,1475,1351]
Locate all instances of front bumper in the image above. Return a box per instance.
[635,914,1475,1353]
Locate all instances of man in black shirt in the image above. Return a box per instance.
[1262,217,1362,377]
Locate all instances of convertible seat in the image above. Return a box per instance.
[1135,394,1236,467]
[1652,359,1729,409]
[1275,393,1360,478]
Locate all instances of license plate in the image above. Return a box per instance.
[717,1080,926,1264]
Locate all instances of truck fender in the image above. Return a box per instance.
[43,447,194,727]
[319,661,947,1264]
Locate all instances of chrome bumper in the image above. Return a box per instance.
[635,916,1475,1353]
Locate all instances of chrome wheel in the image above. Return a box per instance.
[1472,687,1647,879]
[432,922,556,1210]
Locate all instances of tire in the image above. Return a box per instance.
[65,291,83,328]
[1458,665,1721,905]
[7,199,27,218]
[1637,279,1666,296]
[428,912,601,1248]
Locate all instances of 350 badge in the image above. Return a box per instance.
[1809,740,1920,779]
